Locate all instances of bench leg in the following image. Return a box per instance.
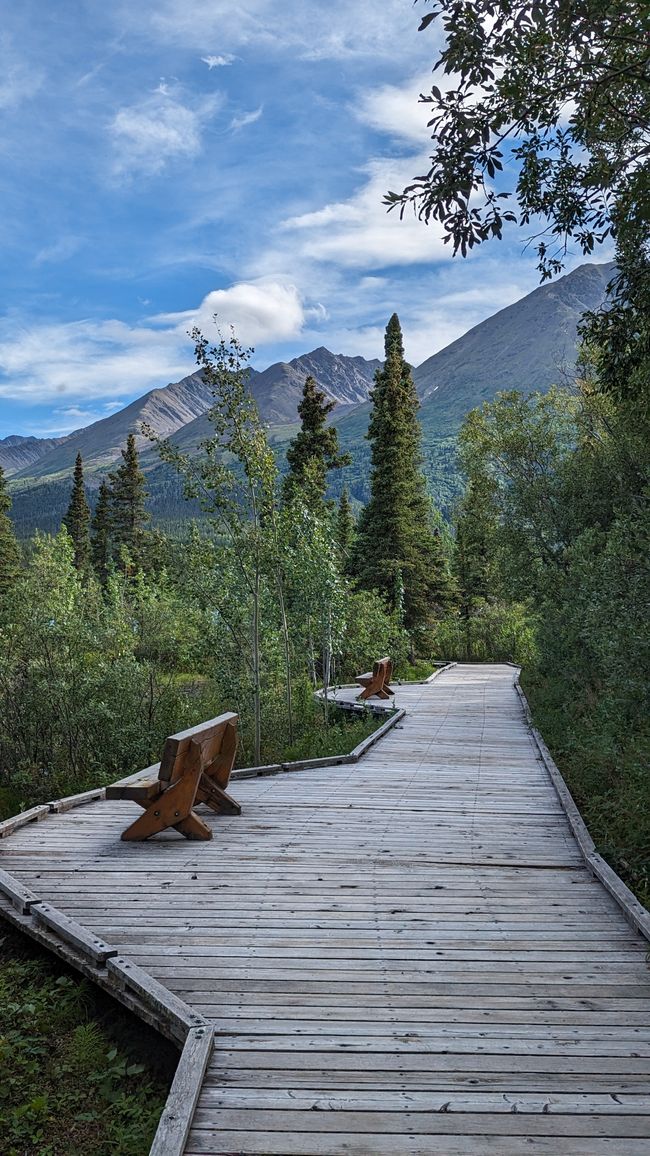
[358,684,379,701]
[120,764,204,841]
[174,812,213,840]
[198,775,242,816]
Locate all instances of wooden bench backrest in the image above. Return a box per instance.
[159,712,238,787]
[373,657,392,685]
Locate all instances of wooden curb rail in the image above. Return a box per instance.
[515,675,650,944]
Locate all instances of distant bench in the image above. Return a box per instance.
[355,656,395,702]
[106,713,241,841]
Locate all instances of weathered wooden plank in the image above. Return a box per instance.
[105,956,206,1034]
[31,902,117,965]
[185,1138,650,1155]
[0,867,39,913]
[0,804,51,838]
[49,788,106,812]
[189,1108,650,1136]
[149,1025,213,1156]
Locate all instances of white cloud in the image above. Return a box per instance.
[0,280,307,406]
[269,156,449,271]
[201,54,235,68]
[356,75,441,145]
[154,280,306,346]
[116,0,425,62]
[230,105,263,132]
[109,87,221,177]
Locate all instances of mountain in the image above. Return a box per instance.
[6,260,614,533]
[250,347,380,423]
[155,347,381,460]
[0,434,67,476]
[413,260,614,433]
[10,370,215,483]
[11,348,380,485]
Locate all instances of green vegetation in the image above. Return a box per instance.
[63,453,91,573]
[352,314,457,636]
[0,925,172,1156]
[388,0,649,280]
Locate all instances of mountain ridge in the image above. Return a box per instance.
[4,260,615,535]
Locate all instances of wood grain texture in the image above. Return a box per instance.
[1,663,649,1154]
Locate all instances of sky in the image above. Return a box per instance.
[0,0,603,438]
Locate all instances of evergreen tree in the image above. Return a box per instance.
[108,434,149,567]
[336,486,355,574]
[0,465,20,601]
[283,376,350,505]
[63,453,91,572]
[352,313,456,632]
[90,480,112,582]
[453,476,497,619]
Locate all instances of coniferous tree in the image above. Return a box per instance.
[0,465,20,601]
[90,480,112,582]
[453,476,497,619]
[108,433,149,566]
[352,313,456,632]
[63,453,91,572]
[336,486,355,574]
[283,376,350,506]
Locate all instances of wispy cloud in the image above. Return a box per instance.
[201,53,235,69]
[33,236,84,266]
[109,86,221,177]
[0,35,44,110]
[265,156,449,271]
[0,280,307,408]
[117,0,425,62]
[356,74,443,145]
[230,105,263,132]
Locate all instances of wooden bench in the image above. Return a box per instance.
[355,656,394,701]
[106,713,241,841]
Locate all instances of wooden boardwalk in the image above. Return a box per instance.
[2,663,650,1153]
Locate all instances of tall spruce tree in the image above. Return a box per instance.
[336,486,355,574]
[453,476,497,619]
[283,376,350,506]
[352,313,455,632]
[90,480,112,582]
[108,433,149,566]
[63,453,91,572]
[0,465,20,602]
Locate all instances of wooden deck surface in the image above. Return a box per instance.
[2,663,650,1154]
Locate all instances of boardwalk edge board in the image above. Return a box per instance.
[0,803,51,838]
[233,706,407,779]
[107,956,208,1035]
[515,677,650,943]
[150,1025,215,1156]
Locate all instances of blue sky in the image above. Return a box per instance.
[0,0,602,438]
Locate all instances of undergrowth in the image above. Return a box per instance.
[521,668,650,910]
[0,926,174,1156]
